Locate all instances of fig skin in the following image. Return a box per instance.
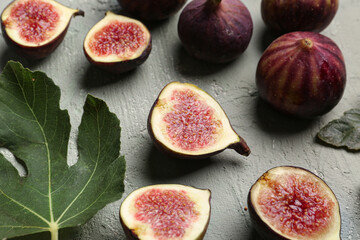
[83,12,152,74]
[84,42,152,74]
[256,31,346,118]
[178,0,253,63]
[119,184,211,240]
[1,0,84,60]
[248,166,342,240]
[118,0,187,21]
[147,82,251,159]
[261,0,339,33]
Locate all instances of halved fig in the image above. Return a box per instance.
[83,11,152,74]
[1,0,84,59]
[248,166,341,240]
[148,81,250,159]
[120,184,211,240]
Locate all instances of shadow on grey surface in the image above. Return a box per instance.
[107,9,169,32]
[10,227,80,240]
[146,146,214,180]
[256,26,280,53]
[81,65,136,89]
[174,43,242,77]
[0,48,46,70]
[255,98,316,134]
[246,227,264,240]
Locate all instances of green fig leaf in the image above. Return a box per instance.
[0,61,125,240]
[318,109,360,150]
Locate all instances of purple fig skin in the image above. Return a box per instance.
[84,40,152,74]
[247,166,342,240]
[261,0,339,33]
[256,31,346,118]
[178,0,253,63]
[120,216,140,240]
[1,3,84,60]
[147,82,250,159]
[118,0,187,21]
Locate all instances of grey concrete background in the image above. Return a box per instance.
[0,0,359,239]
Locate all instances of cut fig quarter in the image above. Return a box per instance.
[148,82,250,159]
[83,11,152,74]
[120,184,211,240]
[248,166,341,240]
[1,0,84,59]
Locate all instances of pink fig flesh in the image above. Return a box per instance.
[248,166,341,240]
[83,11,152,74]
[120,184,211,240]
[148,82,250,159]
[1,0,83,59]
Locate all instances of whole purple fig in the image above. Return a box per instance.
[261,0,339,33]
[256,31,346,118]
[178,0,253,63]
[118,0,187,21]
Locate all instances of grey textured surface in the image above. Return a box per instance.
[0,0,359,240]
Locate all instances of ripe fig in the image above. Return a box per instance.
[178,0,253,63]
[120,184,211,240]
[256,31,346,118]
[248,166,341,240]
[261,0,339,33]
[1,0,84,59]
[83,11,151,74]
[148,81,250,159]
[118,0,187,21]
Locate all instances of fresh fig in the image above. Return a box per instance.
[261,0,339,33]
[118,0,187,21]
[120,184,211,240]
[248,166,341,240]
[1,0,84,59]
[148,81,250,159]
[256,31,346,118]
[83,11,151,74]
[178,0,253,63]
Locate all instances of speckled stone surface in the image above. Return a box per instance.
[0,0,359,240]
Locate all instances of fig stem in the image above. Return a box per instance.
[299,38,313,50]
[207,0,222,8]
[74,9,85,17]
[229,138,251,156]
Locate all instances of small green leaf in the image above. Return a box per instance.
[0,61,125,239]
[318,109,360,150]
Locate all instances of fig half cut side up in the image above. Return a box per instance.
[248,166,341,240]
[1,0,84,59]
[83,11,152,74]
[148,82,250,159]
[120,184,211,240]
